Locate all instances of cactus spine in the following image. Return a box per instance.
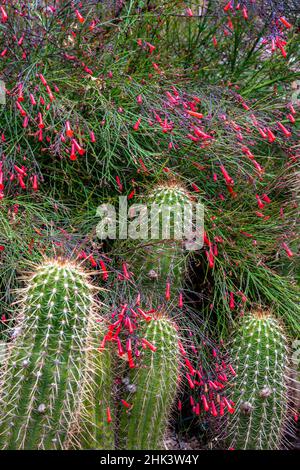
[0,259,108,449]
[119,315,181,449]
[226,310,290,450]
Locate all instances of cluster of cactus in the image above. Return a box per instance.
[0,184,297,451]
[224,310,293,450]
[0,255,183,450]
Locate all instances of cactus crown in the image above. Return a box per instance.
[0,259,96,449]
[226,310,290,450]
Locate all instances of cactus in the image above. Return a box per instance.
[78,341,115,450]
[0,258,112,450]
[226,310,291,450]
[125,181,197,299]
[119,314,181,449]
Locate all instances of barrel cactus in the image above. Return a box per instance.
[0,258,110,449]
[119,313,181,449]
[225,310,292,450]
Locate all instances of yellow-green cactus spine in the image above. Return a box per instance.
[119,314,181,449]
[226,310,292,450]
[0,259,111,449]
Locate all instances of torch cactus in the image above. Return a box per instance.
[0,258,113,450]
[225,310,292,450]
[119,314,181,450]
[78,341,115,450]
[125,181,198,300]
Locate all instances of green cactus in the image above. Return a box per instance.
[125,181,198,298]
[0,258,112,450]
[226,310,291,450]
[78,341,115,450]
[119,314,181,450]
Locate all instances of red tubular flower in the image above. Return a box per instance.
[17,85,24,102]
[142,338,157,352]
[122,262,130,279]
[116,338,124,356]
[0,170,3,191]
[16,101,26,116]
[0,6,8,23]
[32,175,38,191]
[255,194,264,209]
[252,159,264,174]
[72,139,85,155]
[65,121,73,138]
[30,94,36,106]
[191,183,200,193]
[279,17,292,29]
[282,242,293,258]
[211,400,218,417]
[287,113,295,124]
[99,260,108,281]
[17,174,26,189]
[39,74,47,86]
[223,1,232,12]
[106,407,112,423]
[229,292,235,310]
[90,131,96,143]
[89,256,97,268]
[277,121,291,137]
[186,373,195,389]
[38,112,45,129]
[185,358,195,376]
[220,165,234,186]
[289,104,296,115]
[242,7,248,20]
[75,9,85,24]
[121,399,131,408]
[258,127,267,139]
[223,397,234,414]
[70,142,77,160]
[165,281,171,300]
[262,194,271,203]
[201,395,209,412]
[115,175,123,192]
[146,42,155,54]
[133,117,141,131]
[187,110,203,119]
[193,126,212,139]
[178,292,183,308]
[266,127,276,142]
